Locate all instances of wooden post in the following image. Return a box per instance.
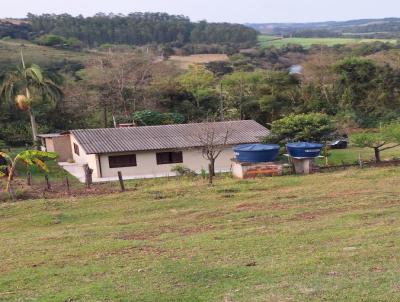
[83,164,93,189]
[358,154,363,169]
[118,171,125,192]
[65,175,70,194]
[44,174,50,190]
[26,171,32,186]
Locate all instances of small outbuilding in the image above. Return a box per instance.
[38,133,72,162]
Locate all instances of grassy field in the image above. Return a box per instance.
[0,39,93,67]
[1,163,400,301]
[258,35,398,49]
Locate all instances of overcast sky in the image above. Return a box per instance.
[1,0,399,23]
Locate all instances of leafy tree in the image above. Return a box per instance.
[221,71,264,120]
[179,65,216,109]
[133,111,185,126]
[0,150,57,199]
[351,123,400,162]
[0,54,63,143]
[265,113,335,144]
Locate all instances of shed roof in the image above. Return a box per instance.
[70,120,269,154]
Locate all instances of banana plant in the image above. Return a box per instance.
[0,150,58,199]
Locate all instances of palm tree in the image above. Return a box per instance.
[0,51,63,143]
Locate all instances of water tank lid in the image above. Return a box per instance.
[234,144,280,152]
[286,142,323,148]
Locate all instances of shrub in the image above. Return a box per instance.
[265,113,335,144]
[171,164,195,177]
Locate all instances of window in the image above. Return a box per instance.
[109,154,137,168]
[73,143,80,156]
[156,151,183,165]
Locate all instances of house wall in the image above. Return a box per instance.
[70,134,101,178]
[52,135,73,162]
[98,147,235,179]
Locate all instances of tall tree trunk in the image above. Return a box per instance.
[374,147,381,163]
[28,108,38,144]
[208,163,213,185]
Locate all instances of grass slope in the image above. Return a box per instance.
[1,166,400,301]
[258,35,397,49]
[0,39,92,67]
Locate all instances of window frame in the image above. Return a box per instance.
[73,143,80,156]
[156,151,183,165]
[108,154,137,168]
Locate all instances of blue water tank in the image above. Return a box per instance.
[286,142,323,158]
[234,144,280,163]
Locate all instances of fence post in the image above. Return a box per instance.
[26,171,32,186]
[44,174,51,190]
[118,171,125,192]
[83,164,93,189]
[65,175,70,195]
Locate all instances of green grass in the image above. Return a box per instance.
[0,39,93,67]
[258,35,398,49]
[1,165,400,301]
[319,145,400,166]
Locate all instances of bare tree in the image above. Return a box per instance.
[195,122,232,184]
[84,51,155,127]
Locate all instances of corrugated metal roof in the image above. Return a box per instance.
[70,120,270,154]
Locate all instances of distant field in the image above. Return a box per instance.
[169,54,229,69]
[258,35,397,48]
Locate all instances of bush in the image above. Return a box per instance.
[265,113,335,144]
[133,111,185,126]
[171,164,195,177]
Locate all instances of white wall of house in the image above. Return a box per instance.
[70,134,101,178]
[98,147,234,178]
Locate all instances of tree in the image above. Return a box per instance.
[194,122,232,184]
[84,52,155,127]
[0,53,63,143]
[265,113,335,144]
[221,71,264,120]
[179,65,216,109]
[0,150,57,199]
[351,123,400,162]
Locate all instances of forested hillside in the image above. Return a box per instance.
[0,13,258,48]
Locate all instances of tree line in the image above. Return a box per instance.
[0,13,258,48]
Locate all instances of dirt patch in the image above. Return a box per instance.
[117,224,215,241]
[169,54,228,69]
[235,202,266,212]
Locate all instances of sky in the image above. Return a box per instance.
[1,0,400,23]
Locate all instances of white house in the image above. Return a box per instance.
[40,120,269,182]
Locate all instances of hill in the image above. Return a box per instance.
[1,166,400,301]
[248,18,400,38]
